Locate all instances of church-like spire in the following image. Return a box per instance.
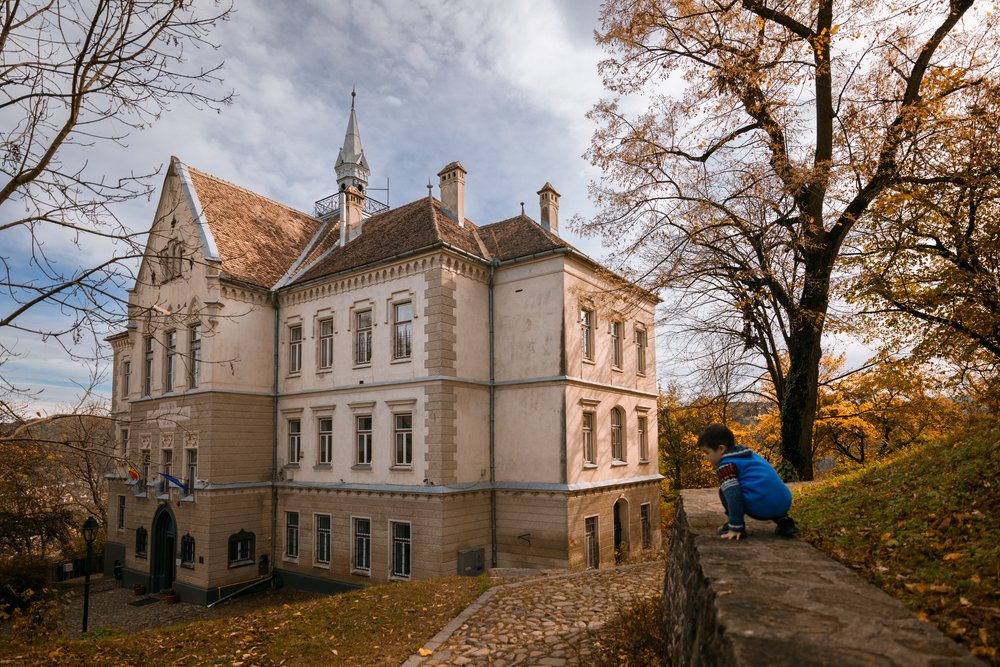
[335,89,370,192]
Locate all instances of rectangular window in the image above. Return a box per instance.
[390,521,411,579]
[585,516,599,569]
[120,428,129,458]
[122,360,131,398]
[353,517,371,574]
[140,449,150,484]
[318,418,333,465]
[285,511,299,559]
[580,308,594,361]
[143,336,154,396]
[164,330,177,392]
[356,415,372,466]
[189,325,201,388]
[288,325,302,374]
[116,495,126,530]
[611,321,623,368]
[355,309,372,365]
[582,412,595,465]
[635,326,647,375]
[394,413,412,467]
[318,318,334,369]
[393,302,412,360]
[136,527,148,557]
[160,448,172,495]
[288,419,301,464]
[181,534,195,566]
[315,514,331,564]
[640,504,652,549]
[638,416,649,462]
[185,448,197,493]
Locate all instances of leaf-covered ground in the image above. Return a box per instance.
[0,575,485,666]
[795,422,1000,663]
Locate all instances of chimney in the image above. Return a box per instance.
[342,186,365,243]
[537,182,560,234]
[437,161,467,227]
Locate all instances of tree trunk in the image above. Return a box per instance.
[780,321,822,480]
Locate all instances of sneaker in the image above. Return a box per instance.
[775,516,798,537]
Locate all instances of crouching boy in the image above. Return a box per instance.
[697,424,797,540]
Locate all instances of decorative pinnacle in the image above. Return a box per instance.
[520,202,525,215]
[427,179,433,197]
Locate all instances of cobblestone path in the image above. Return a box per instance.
[406,560,664,667]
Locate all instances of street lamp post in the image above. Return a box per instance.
[80,516,99,633]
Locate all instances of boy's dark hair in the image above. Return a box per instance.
[698,424,735,451]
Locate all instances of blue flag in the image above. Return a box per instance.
[158,472,190,494]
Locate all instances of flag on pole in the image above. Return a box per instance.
[127,466,140,480]
[158,472,190,494]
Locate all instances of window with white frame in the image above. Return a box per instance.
[355,309,372,365]
[353,517,371,574]
[640,503,652,549]
[390,521,411,579]
[181,533,195,567]
[285,511,299,559]
[393,302,412,360]
[582,412,595,465]
[228,529,254,567]
[116,495,125,530]
[318,418,333,465]
[394,413,412,467]
[638,415,649,462]
[635,326,647,375]
[611,407,625,462]
[159,448,173,495]
[580,308,595,361]
[318,318,334,369]
[315,514,331,565]
[288,419,301,464]
[164,330,177,392]
[185,448,197,492]
[288,324,303,374]
[611,320,623,368]
[122,360,131,398]
[143,336,154,396]
[356,415,372,466]
[585,516,599,569]
[188,325,201,388]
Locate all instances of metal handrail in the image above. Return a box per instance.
[314,192,389,219]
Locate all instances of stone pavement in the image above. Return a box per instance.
[404,560,664,667]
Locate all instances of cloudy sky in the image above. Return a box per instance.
[2,0,625,414]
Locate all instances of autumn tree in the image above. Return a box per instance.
[584,0,996,478]
[1,0,232,350]
[848,82,1000,378]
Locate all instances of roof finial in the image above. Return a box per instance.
[520,201,525,215]
[427,179,433,197]
[351,85,356,108]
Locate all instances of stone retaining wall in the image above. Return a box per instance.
[663,488,980,666]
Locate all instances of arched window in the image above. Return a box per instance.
[135,526,148,557]
[611,408,625,462]
[181,533,195,567]
[228,529,255,568]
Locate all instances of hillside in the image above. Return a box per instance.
[794,422,1000,662]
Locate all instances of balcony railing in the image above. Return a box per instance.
[314,192,389,220]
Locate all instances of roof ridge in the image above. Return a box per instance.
[427,195,444,241]
[187,165,318,221]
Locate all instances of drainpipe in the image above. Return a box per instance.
[269,291,279,586]
[488,258,499,568]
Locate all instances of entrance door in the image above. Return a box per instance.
[151,506,176,592]
[613,499,629,563]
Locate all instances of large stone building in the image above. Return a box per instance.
[104,99,662,603]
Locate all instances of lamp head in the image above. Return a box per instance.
[81,516,99,543]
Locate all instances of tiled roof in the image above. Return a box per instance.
[186,167,321,289]
[477,215,570,262]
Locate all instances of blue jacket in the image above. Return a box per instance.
[716,446,792,530]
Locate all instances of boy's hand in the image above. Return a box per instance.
[719,530,743,541]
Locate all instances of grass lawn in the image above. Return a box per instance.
[794,421,1000,663]
[0,575,486,666]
